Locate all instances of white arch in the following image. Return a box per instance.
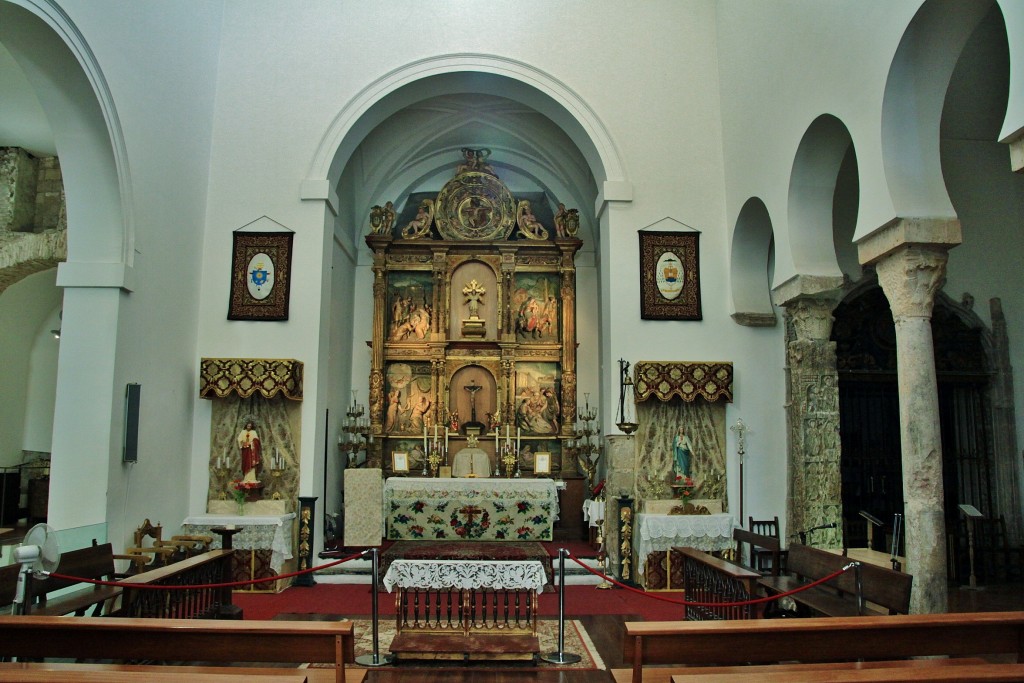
[881,0,992,219]
[1,0,131,273]
[303,54,627,194]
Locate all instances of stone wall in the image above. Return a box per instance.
[0,147,67,295]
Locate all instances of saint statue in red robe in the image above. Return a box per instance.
[237,421,261,483]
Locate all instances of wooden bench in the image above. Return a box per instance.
[0,542,121,616]
[666,661,1024,681]
[112,549,237,619]
[758,543,912,616]
[0,615,362,683]
[614,611,1024,683]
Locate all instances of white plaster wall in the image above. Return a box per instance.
[48,1,223,547]
[0,270,60,464]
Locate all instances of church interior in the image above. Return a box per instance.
[1,0,1024,678]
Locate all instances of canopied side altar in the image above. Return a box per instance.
[199,358,302,514]
[362,150,583,482]
[603,361,736,589]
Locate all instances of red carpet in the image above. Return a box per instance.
[234,582,685,622]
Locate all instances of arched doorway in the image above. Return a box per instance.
[833,282,998,581]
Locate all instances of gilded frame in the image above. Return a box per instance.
[533,451,551,475]
[392,451,410,473]
[639,231,702,321]
[228,232,294,321]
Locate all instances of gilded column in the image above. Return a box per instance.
[366,237,389,468]
[559,243,579,435]
[773,275,844,550]
[859,217,961,614]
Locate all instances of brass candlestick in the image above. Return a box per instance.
[338,390,371,467]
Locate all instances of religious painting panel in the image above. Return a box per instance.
[519,439,561,474]
[638,231,702,321]
[387,272,434,342]
[388,439,427,475]
[514,362,561,437]
[384,362,434,436]
[512,273,560,342]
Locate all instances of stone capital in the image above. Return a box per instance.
[772,275,844,342]
[1006,128,1024,173]
[875,245,949,319]
[856,217,961,267]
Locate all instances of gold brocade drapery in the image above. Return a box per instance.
[199,358,303,400]
[634,361,733,403]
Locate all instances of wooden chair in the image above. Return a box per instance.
[115,519,175,576]
[748,516,783,574]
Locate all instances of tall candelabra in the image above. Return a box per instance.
[569,393,601,490]
[338,391,371,467]
[493,428,521,478]
[425,429,447,477]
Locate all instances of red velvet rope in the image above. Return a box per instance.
[567,553,855,608]
[45,549,367,590]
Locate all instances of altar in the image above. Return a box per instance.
[636,512,736,589]
[383,477,559,541]
[182,513,295,592]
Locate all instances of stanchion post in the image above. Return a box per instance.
[540,548,582,665]
[355,547,394,667]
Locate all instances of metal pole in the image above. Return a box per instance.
[355,547,394,667]
[540,548,581,664]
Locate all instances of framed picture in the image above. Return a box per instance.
[534,451,551,475]
[228,232,294,321]
[639,231,702,320]
[392,451,409,473]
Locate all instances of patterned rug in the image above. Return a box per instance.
[311,617,604,671]
[379,540,553,587]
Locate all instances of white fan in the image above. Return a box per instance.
[12,523,61,615]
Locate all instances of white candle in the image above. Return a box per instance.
[495,429,499,451]
[445,428,449,451]
[423,425,427,451]
[517,428,521,452]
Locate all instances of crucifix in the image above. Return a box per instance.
[462,279,485,319]
[465,381,482,425]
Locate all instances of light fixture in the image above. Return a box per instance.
[50,310,62,340]
[615,358,638,435]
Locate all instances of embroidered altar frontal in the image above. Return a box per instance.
[384,477,559,541]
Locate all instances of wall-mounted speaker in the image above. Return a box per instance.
[123,383,141,463]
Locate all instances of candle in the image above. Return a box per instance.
[495,429,499,451]
[445,428,449,451]
[516,427,521,452]
[423,425,427,451]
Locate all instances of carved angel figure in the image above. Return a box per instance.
[369,201,396,235]
[553,203,568,238]
[401,199,434,239]
[516,200,548,241]
[457,147,496,176]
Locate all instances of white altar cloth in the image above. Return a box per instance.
[182,513,295,572]
[383,476,559,541]
[382,559,547,592]
[583,499,605,527]
[635,512,736,576]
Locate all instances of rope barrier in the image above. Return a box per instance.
[45,549,368,591]
[568,553,858,609]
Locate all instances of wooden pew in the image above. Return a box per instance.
[0,616,361,683]
[676,547,762,620]
[669,661,1024,681]
[0,668,310,682]
[615,611,1024,683]
[0,542,121,616]
[758,543,912,616]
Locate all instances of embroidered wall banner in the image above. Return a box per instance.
[634,361,733,403]
[199,358,304,400]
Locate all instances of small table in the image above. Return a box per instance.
[182,513,295,592]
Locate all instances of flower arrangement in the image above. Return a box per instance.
[672,474,696,499]
[230,479,262,511]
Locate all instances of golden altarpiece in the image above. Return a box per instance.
[362,150,583,481]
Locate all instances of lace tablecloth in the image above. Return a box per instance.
[383,477,559,541]
[636,512,736,576]
[182,513,295,572]
[382,559,547,592]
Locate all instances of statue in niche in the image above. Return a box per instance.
[389,291,431,341]
[460,279,487,338]
[672,425,695,479]
[401,198,434,239]
[516,200,548,240]
[237,419,262,483]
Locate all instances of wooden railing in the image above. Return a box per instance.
[112,549,236,619]
[677,547,762,621]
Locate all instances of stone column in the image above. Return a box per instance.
[859,217,961,614]
[603,434,637,579]
[773,275,845,549]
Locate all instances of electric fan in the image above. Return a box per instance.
[12,523,61,615]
